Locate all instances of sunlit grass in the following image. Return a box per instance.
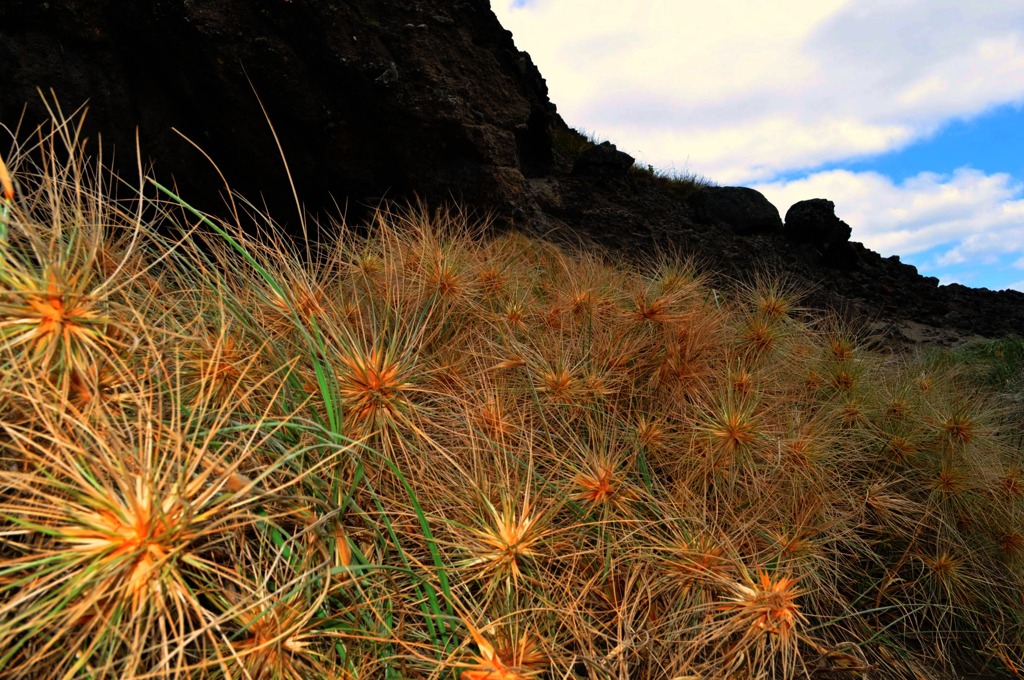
[2,104,1024,679]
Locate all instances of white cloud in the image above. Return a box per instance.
[493,0,1024,183]
[752,168,1024,264]
[1009,280,1024,292]
[493,1,1024,290]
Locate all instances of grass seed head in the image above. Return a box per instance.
[573,453,636,512]
[941,412,976,447]
[0,264,127,393]
[635,414,667,450]
[998,530,1024,559]
[701,569,808,678]
[701,395,761,460]
[336,342,415,436]
[461,493,555,594]
[741,314,781,356]
[885,435,918,465]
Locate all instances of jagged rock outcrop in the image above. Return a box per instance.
[784,198,858,269]
[1,0,1021,343]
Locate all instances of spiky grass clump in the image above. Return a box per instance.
[0,131,140,400]
[0,366,313,677]
[3,105,1024,679]
[695,568,809,678]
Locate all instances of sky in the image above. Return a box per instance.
[492,0,1024,292]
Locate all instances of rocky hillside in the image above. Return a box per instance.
[2,0,1021,342]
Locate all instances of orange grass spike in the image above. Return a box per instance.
[0,147,12,245]
[457,614,532,680]
[0,149,13,201]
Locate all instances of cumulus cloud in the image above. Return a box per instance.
[492,0,1024,183]
[752,168,1024,265]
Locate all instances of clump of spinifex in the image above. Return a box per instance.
[2,106,1022,679]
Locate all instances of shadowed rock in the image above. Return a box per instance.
[572,141,634,179]
[784,198,858,269]
[688,186,783,235]
[0,0,558,234]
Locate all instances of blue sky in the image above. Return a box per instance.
[493,1,1024,291]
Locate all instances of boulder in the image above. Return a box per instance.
[688,186,783,235]
[784,198,858,269]
[571,141,634,179]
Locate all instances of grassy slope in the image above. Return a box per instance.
[1,113,1023,679]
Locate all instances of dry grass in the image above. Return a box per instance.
[2,106,1023,679]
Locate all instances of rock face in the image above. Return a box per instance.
[0,0,557,232]
[1,0,1022,342]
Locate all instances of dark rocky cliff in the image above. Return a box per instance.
[1,0,1021,342]
[0,0,557,227]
